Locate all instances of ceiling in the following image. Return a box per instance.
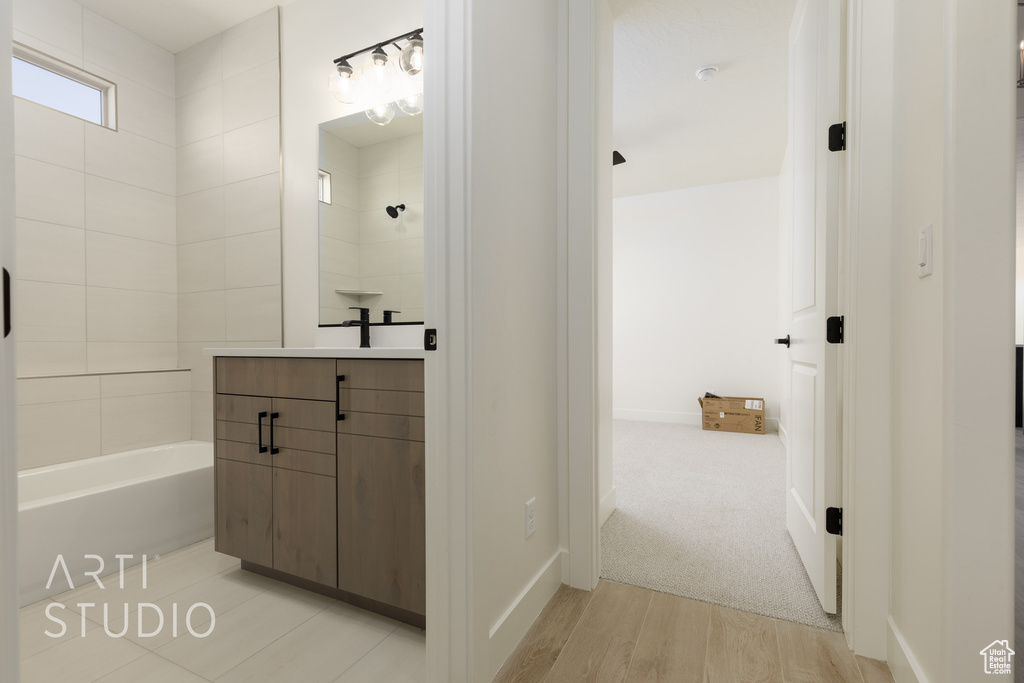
[74,0,290,53]
[609,0,798,198]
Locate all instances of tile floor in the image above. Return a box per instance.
[18,539,427,683]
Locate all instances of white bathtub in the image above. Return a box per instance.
[18,441,213,606]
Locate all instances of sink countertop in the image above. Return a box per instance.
[203,347,426,359]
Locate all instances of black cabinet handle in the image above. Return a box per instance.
[336,375,346,421]
[270,412,280,455]
[2,267,10,339]
[257,411,268,453]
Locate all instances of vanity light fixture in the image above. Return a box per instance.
[367,101,397,126]
[1019,41,1024,88]
[330,28,425,118]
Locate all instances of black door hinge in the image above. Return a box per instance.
[826,507,843,536]
[828,122,846,152]
[826,316,844,344]
[424,328,437,351]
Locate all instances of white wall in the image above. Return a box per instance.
[612,177,781,429]
[1016,118,1024,346]
[12,0,177,376]
[280,0,423,348]
[596,0,614,528]
[174,8,283,440]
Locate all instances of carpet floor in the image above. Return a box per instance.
[600,420,842,632]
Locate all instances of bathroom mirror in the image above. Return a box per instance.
[318,108,423,326]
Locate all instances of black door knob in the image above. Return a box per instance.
[775,335,791,348]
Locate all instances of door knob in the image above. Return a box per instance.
[775,335,791,348]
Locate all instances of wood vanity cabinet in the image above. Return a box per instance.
[213,355,425,624]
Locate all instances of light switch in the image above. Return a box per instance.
[918,224,933,278]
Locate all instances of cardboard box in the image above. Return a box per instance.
[698,396,766,435]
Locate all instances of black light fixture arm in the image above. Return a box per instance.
[333,28,424,66]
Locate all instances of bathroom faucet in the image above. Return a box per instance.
[341,307,371,348]
[383,310,401,324]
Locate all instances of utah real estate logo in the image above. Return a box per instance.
[980,640,1014,675]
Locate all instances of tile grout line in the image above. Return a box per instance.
[621,590,654,682]
[319,620,403,683]
[538,584,597,683]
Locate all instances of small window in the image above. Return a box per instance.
[318,170,332,204]
[12,43,116,129]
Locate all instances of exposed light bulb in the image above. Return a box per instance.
[366,101,396,126]
[400,34,424,76]
[328,59,360,104]
[362,46,394,100]
[397,91,424,116]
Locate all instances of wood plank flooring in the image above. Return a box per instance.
[494,580,894,683]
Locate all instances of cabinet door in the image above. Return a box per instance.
[273,468,337,587]
[338,434,425,615]
[215,459,273,566]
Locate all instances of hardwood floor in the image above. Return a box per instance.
[493,581,894,683]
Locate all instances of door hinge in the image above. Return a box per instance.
[826,507,843,536]
[826,315,844,344]
[424,328,437,351]
[828,122,846,152]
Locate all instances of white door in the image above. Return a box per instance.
[785,0,842,614]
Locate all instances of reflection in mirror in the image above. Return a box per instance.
[318,109,423,326]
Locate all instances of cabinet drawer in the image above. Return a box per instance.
[337,413,425,441]
[217,421,336,455]
[338,389,424,417]
[336,359,424,392]
[216,395,271,424]
[217,357,336,400]
[273,397,337,432]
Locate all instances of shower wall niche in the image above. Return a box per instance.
[319,116,423,325]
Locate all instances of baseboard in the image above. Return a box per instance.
[613,410,780,434]
[887,618,931,683]
[599,486,616,527]
[778,422,789,447]
[489,550,565,677]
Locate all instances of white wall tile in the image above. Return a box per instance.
[104,73,176,148]
[399,237,424,274]
[225,230,280,289]
[85,175,176,245]
[359,208,402,245]
[85,127,176,195]
[15,156,85,227]
[18,375,99,405]
[17,281,86,341]
[87,288,177,342]
[222,8,279,80]
[225,286,281,342]
[86,342,178,372]
[178,291,226,342]
[177,136,224,196]
[224,173,280,237]
[399,167,423,204]
[191,390,213,441]
[322,203,359,243]
[83,10,174,98]
[324,133,358,177]
[398,133,423,170]
[17,342,87,376]
[13,0,83,61]
[330,171,359,211]
[223,60,279,133]
[177,84,223,147]
[358,138,401,178]
[18,399,101,469]
[359,171,400,212]
[178,239,226,293]
[359,242,401,278]
[223,117,279,184]
[400,273,424,309]
[178,341,217,392]
[320,236,359,277]
[176,187,224,244]
[86,232,177,293]
[100,370,190,398]
[13,98,85,170]
[176,34,222,98]
[12,31,81,67]
[101,392,190,455]
[16,219,85,285]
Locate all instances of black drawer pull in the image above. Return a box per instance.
[257,411,268,453]
[337,375,346,420]
[270,412,280,455]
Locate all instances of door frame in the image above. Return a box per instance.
[561,0,892,659]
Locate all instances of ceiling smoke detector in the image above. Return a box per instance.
[695,66,719,82]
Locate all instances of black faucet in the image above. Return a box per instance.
[341,307,371,348]
[383,310,401,324]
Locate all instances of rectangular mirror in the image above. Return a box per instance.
[318,110,423,326]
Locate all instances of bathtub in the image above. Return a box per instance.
[18,441,213,606]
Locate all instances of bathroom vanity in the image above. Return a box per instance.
[208,349,425,627]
